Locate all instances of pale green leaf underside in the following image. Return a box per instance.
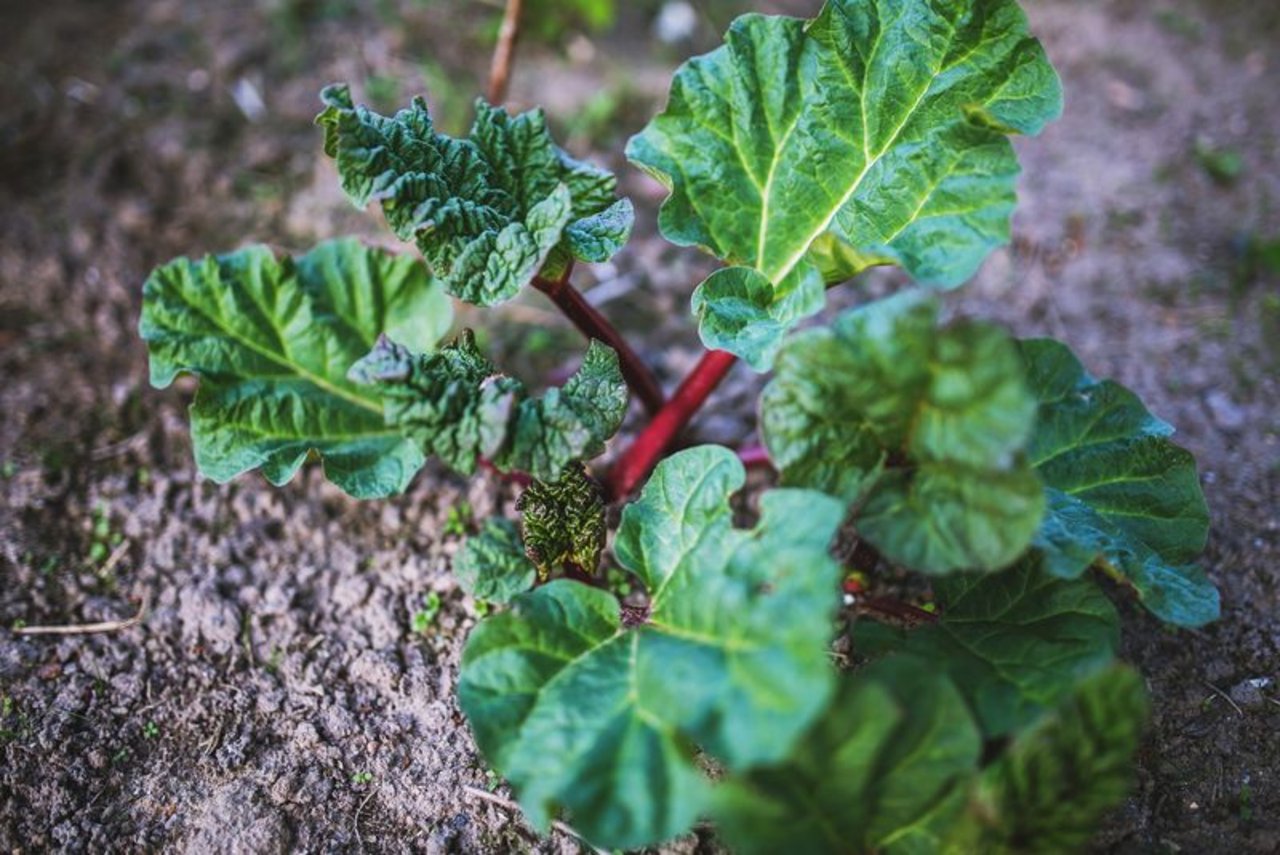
[454,518,537,605]
[458,446,845,848]
[855,556,1120,737]
[140,239,451,499]
[714,657,980,855]
[628,0,1062,368]
[717,660,1144,854]
[1020,338,1217,627]
[350,334,628,483]
[318,85,632,306]
[951,665,1148,852]
[762,294,1043,574]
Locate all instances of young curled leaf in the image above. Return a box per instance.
[351,334,627,482]
[317,85,633,305]
[516,464,606,579]
[762,293,1044,574]
[628,0,1063,368]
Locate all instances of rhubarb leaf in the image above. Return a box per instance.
[628,0,1062,368]
[1021,339,1217,627]
[350,335,627,482]
[761,294,1043,573]
[318,85,632,305]
[517,464,607,578]
[455,518,538,605]
[140,239,450,498]
[458,446,845,848]
[950,665,1148,851]
[855,556,1120,736]
[713,657,980,855]
[494,340,629,478]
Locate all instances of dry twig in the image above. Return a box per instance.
[12,591,150,637]
[487,0,525,105]
[1202,680,1244,717]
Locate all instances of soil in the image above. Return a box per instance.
[1,0,1277,852]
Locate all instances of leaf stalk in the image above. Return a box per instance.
[532,273,665,415]
[487,0,525,105]
[608,349,738,499]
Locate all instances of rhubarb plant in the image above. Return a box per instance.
[138,0,1219,851]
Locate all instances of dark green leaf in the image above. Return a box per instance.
[950,665,1148,852]
[140,239,451,498]
[1021,338,1217,627]
[628,0,1062,368]
[351,335,627,482]
[459,446,845,848]
[762,294,1043,573]
[714,657,981,855]
[855,556,1120,736]
[318,85,632,305]
[495,340,629,478]
[516,464,607,578]
[454,518,538,605]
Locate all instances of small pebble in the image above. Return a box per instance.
[1205,390,1246,432]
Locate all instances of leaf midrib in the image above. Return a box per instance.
[185,296,382,416]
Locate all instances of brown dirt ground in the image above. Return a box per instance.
[1,0,1278,852]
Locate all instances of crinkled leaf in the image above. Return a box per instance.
[950,665,1148,852]
[495,341,629,478]
[690,265,826,371]
[762,294,1043,573]
[516,464,606,578]
[140,239,451,498]
[1021,338,1217,627]
[348,332,520,475]
[628,0,1062,368]
[454,518,538,605]
[318,85,632,305]
[458,446,845,848]
[350,335,626,482]
[714,657,981,855]
[856,556,1119,736]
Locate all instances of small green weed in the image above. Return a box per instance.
[444,502,473,537]
[411,592,443,634]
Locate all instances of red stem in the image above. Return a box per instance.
[608,349,738,499]
[487,0,524,105]
[858,597,939,626]
[533,275,665,415]
[736,444,773,470]
[478,457,532,488]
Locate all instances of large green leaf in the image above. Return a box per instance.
[140,239,451,499]
[318,85,632,306]
[855,556,1119,737]
[1021,339,1218,627]
[628,0,1062,369]
[713,657,981,855]
[349,334,627,482]
[458,446,845,848]
[949,665,1148,852]
[761,294,1043,573]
